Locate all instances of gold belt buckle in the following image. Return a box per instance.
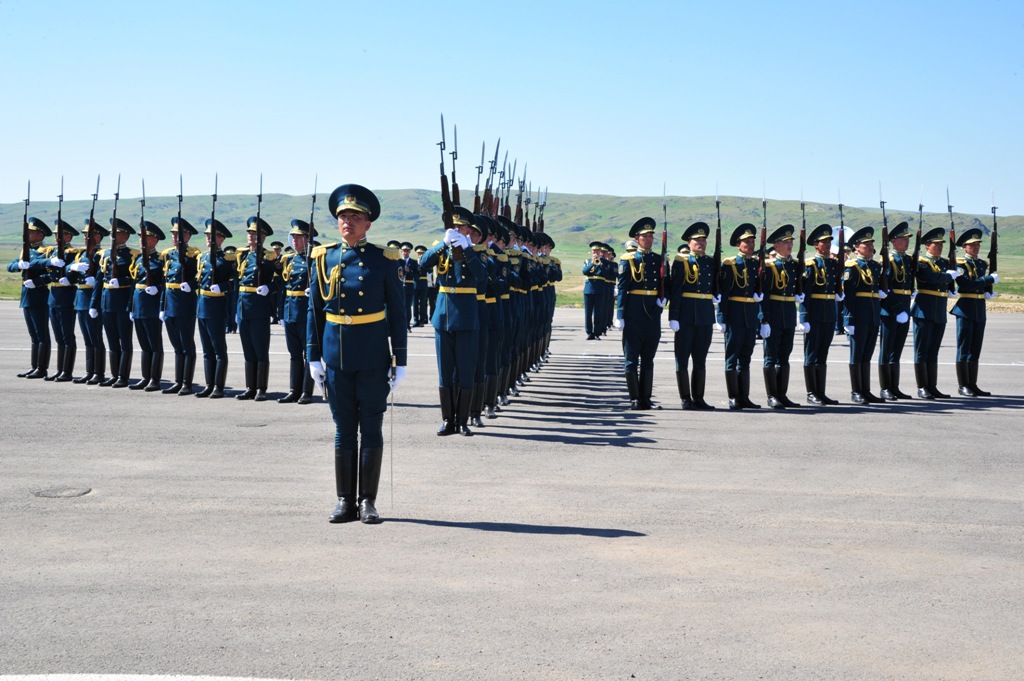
[343,315,353,325]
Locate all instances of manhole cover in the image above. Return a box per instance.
[34,486,92,498]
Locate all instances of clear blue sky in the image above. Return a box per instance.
[2,0,1021,216]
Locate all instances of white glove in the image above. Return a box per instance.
[309,360,326,390]
[256,285,270,296]
[458,234,473,250]
[985,292,995,300]
[17,260,30,270]
[522,246,532,255]
[180,282,191,293]
[85,276,96,287]
[613,318,624,330]
[712,295,721,305]
[388,366,407,393]
[844,325,855,335]
[760,323,771,338]
[23,279,36,289]
[896,311,909,324]
[50,257,66,268]
[656,297,667,308]
[949,290,958,299]
[442,228,460,245]
[58,277,71,286]
[991,273,999,284]
[304,288,310,297]
[753,293,764,302]
[836,292,845,302]
[910,291,917,303]
[716,322,727,333]
[210,284,222,295]
[89,308,98,319]
[69,262,89,273]
[145,285,159,296]
[801,322,811,333]
[159,311,166,321]
[669,320,680,332]
[794,293,805,303]
[129,312,134,322]
[108,277,120,288]
[878,290,888,299]
[945,269,959,280]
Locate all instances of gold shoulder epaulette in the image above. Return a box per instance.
[619,253,634,262]
[674,254,689,263]
[264,249,278,262]
[311,245,330,260]
[551,257,561,265]
[224,252,237,262]
[497,254,509,262]
[129,248,141,256]
[381,245,401,260]
[431,240,441,247]
[805,258,817,266]
[187,246,203,257]
[160,247,176,257]
[845,259,858,267]
[472,244,488,252]
[722,256,736,265]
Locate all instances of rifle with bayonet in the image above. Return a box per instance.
[878,183,891,292]
[482,139,499,217]
[55,177,65,269]
[946,188,958,294]
[659,184,668,299]
[538,187,547,233]
[86,175,101,279]
[20,181,30,282]
[110,174,121,284]
[473,141,485,213]
[209,174,219,287]
[836,198,846,298]
[797,196,807,297]
[255,174,264,287]
[450,124,460,206]
[514,170,525,226]
[757,195,767,296]
[712,189,722,298]
[140,179,152,286]
[987,194,998,295]
[438,114,454,229]
[177,175,186,273]
[912,193,923,273]
[524,182,532,231]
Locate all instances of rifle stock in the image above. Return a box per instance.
[86,175,100,278]
[140,179,151,285]
[56,177,65,264]
[209,174,218,287]
[110,175,121,282]
[879,193,891,292]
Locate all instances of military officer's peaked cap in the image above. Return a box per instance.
[677,244,691,254]
[922,227,946,243]
[808,223,833,243]
[629,217,657,238]
[448,205,475,229]
[888,221,912,240]
[474,215,498,238]
[729,223,757,246]
[109,217,136,235]
[607,247,617,257]
[270,241,284,249]
[956,228,983,246]
[471,217,489,240]
[545,234,556,249]
[682,221,710,242]
[767,224,796,243]
[284,246,295,254]
[589,240,604,249]
[140,221,165,240]
[54,219,79,236]
[223,245,237,254]
[624,239,639,251]
[849,226,875,244]
[205,218,232,239]
[83,218,110,237]
[414,244,427,253]
[386,240,402,249]
[400,241,414,250]
[27,217,53,236]
[171,216,199,235]
[246,216,273,236]
[329,183,380,221]
[289,219,317,237]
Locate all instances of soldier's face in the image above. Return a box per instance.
[114,232,129,246]
[143,234,160,251]
[814,240,831,256]
[926,242,943,256]
[856,242,875,258]
[91,231,104,246]
[689,237,706,255]
[964,242,980,257]
[173,231,191,247]
[891,236,909,252]
[292,235,308,253]
[774,241,793,257]
[738,237,755,256]
[401,247,411,258]
[337,210,371,245]
[637,233,654,251]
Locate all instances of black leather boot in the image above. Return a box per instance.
[454,387,473,436]
[676,370,693,410]
[928,362,950,398]
[777,365,801,408]
[178,355,196,396]
[639,367,661,410]
[210,358,228,398]
[278,359,303,403]
[253,362,269,401]
[804,365,823,405]
[625,371,640,410]
[815,365,839,405]
[145,352,163,392]
[968,360,991,396]
[358,447,383,524]
[75,346,94,384]
[436,387,456,436]
[46,345,64,381]
[195,357,216,398]
[725,370,742,410]
[112,350,132,388]
[738,371,761,409]
[878,363,897,401]
[860,362,885,403]
[130,351,151,390]
[236,361,257,400]
[764,366,785,409]
[17,343,39,378]
[100,351,120,386]
[329,447,358,523]
[163,354,184,394]
[297,363,315,404]
[890,363,914,400]
[469,381,486,428]
[690,368,714,410]
[484,374,499,418]
[956,361,976,397]
[849,363,866,404]
[26,343,50,379]
[56,345,76,382]
[88,348,106,385]
[914,363,934,399]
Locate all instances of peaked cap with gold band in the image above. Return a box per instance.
[808,223,833,244]
[171,216,198,236]
[682,221,710,242]
[246,216,273,237]
[27,217,53,236]
[205,218,232,239]
[956,228,983,246]
[729,223,757,246]
[922,227,946,243]
[288,218,318,238]
[109,217,136,235]
[767,224,796,243]
[888,221,912,240]
[328,183,380,221]
[629,217,657,238]
[140,221,165,240]
[848,226,875,245]
[53,219,79,237]
[82,218,110,237]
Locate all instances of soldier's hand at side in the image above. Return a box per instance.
[129,312,134,322]
[794,293,805,304]
[836,292,845,302]
[85,276,96,287]
[388,366,407,393]
[945,269,959,280]
[878,290,888,299]
[180,282,191,293]
[844,325,855,335]
[991,273,999,284]
[760,323,771,338]
[210,284,222,295]
[753,293,764,302]
[985,292,995,300]
[656,297,667,308]
[256,285,270,296]
[108,277,120,288]
[309,361,326,390]
[50,257,66,268]
[159,311,165,321]
[613,318,624,331]
[145,286,159,296]
[69,262,89,273]
[669,320,680,332]
[716,322,726,333]
[23,279,35,289]
[89,308,99,319]
[712,295,721,305]
[801,322,811,333]
[896,311,909,324]
[58,277,70,286]
[17,260,30,270]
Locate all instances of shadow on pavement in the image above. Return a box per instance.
[386,518,646,537]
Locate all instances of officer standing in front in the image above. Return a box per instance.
[878,221,915,400]
[194,220,235,399]
[235,216,278,401]
[307,184,407,524]
[615,217,666,410]
[43,220,80,381]
[67,219,108,384]
[799,224,843,405]
[668,222,718,410]
[759,224,804,409]
[98,218,138,388]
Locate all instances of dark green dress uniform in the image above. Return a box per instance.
[617,217,664,410]
[8,218,52,378]
[43,222,81,381]
[128,222,167,391]
[478,218,507,418]
[308,184,406,525]
[195,220,236,399]
[413,245,429,326]
[98,218,139,388]
[419,206,487,435]
[399,241,419,331]
[235,217,279,401]
[951,228,997,396]
[160,217,201,395]
[70,220,109,384]
[841,227,884,404]
[669,222,716,410]
[278,219,317,404]
[799,224,841,405]
[717,223,762,410]
[878,221,915,400]
[583,241,606,339]
[910,228,957,399]
[759,224,803,409]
